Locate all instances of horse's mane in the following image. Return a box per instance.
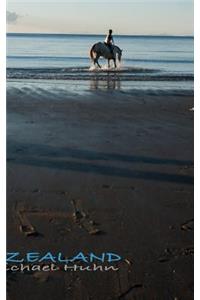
[114,45,122,52]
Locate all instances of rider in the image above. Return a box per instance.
[104,29,114,55]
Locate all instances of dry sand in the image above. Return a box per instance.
[7,86,194,300]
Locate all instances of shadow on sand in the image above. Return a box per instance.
[7,141,194,185]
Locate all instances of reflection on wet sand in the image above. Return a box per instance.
[90,73,121,90]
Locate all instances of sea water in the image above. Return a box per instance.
[7,33,194,91]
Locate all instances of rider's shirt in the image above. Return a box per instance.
[105,34,114,45]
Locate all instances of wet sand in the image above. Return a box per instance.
[7,86,194,300]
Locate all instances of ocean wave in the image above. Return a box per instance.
[7,66,157,74]
[7,55,194,64]
[6,67,193,81]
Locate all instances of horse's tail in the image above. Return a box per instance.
[90,44,96,60]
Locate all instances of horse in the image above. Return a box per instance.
[90,42,122,69]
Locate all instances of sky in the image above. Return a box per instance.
[6,0,194,35]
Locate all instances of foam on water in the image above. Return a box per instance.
[7,66,193,82]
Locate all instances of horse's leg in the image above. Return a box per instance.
[108,59,111,68]
[113,58,117,68]
[96,59,101,68]
[94,55,101,68]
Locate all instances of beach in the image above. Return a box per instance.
[7,82,193,299]
[7,33,194,299]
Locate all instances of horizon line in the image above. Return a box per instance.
[7,32,194,38]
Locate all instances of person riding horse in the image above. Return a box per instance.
[104,29,114,56]
[90,30,122,68]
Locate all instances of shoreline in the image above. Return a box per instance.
[6,79,194,96]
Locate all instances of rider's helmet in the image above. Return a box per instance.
[109,29,113,34]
